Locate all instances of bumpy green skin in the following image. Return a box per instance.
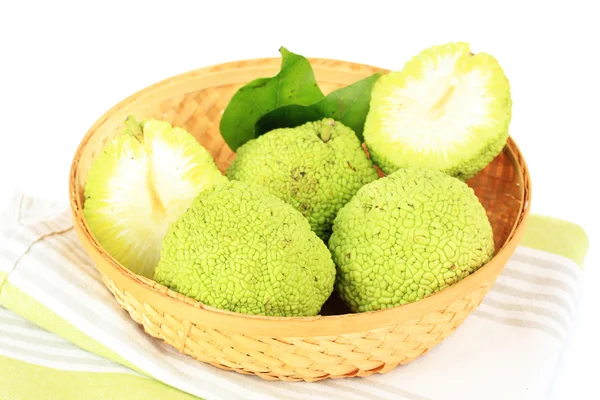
[226,119,379,240]
[154,181,336,317]
[328,168,494,313]
[369,129,510,182]
[447,130,510,181]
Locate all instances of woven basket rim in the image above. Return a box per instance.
[68,56,532,337]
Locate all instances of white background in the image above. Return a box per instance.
[0,1,597,398]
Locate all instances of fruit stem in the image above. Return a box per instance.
[319,119,336,142]
[124,115,144,142]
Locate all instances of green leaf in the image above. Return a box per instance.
[219,47,324,151]
[255,72,382,141]
[255,105,322,137]
[311,73,382,141]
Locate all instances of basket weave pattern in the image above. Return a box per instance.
[70,58,531,382]
[106,276,491,381]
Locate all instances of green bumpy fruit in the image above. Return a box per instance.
[154,180,336,317]
[363,42,512,181]
[226,118,379,241]
[328,168,494,313]
[84,116,226,278]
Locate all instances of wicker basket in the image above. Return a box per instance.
[69,57,531,382]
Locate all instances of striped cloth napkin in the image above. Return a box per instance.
[0,193,589,400]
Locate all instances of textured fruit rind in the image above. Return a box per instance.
[154,180,336,317]
[364,42,512,181]
[226,118,379,240]
[328,168,495,312]
[83,117,226,278]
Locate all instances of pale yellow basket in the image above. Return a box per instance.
[69,57,531,382]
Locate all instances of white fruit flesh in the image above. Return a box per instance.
[382,54,492,153]
[364,42,511,180]
[83,119,226,278]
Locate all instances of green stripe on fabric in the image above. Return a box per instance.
[0,355,199,400]
[519,214,589,268]
[0,274,140,373]
[0,213,589,400]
